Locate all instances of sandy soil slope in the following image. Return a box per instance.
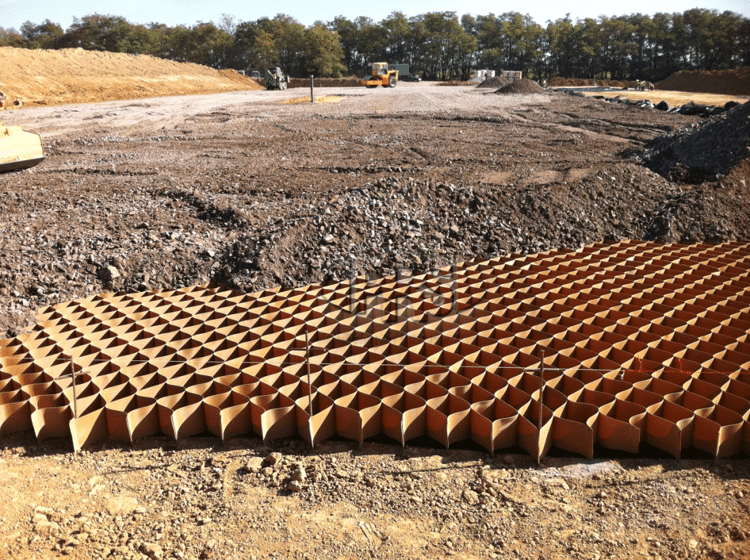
[0,47,263,108]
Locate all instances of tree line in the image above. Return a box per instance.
[1,9,748,81]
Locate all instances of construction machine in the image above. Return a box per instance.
[265,67,289,90]
[362,62,399,88]
[0,122,45,173]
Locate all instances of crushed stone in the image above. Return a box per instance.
[638,100,750,183]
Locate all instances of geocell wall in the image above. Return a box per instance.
[0,240,749,458]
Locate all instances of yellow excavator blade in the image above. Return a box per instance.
[0,123,45,173]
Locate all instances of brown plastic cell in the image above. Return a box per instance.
[470,398,519,454]
[381,391,427,445]
[30,393,72,441]
[0,389,33,435]
[334,391,382,445]
[644,400,695,458]
[692,404,744,457]
[551,397,600,460]
[105,394,160,442]
[597,398,647,453]
[296,391,336,447]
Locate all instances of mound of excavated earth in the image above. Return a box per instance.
[639,100,750,183]
[495,79,544,94]
[0,47,263,108]
[658,66,750,96]
[476,76,511,88]
[549,77,631,88]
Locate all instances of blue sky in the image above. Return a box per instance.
[2,0,748,31]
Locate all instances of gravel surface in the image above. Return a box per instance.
[2,85,748,339]
[1,433,749,560]
[638,100,750,183]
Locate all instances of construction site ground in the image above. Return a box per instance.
[2,66,750,560]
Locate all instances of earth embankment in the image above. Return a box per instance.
[0,47,263,108]
[657,66,750,95]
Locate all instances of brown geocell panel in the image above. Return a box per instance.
[1,241,750,459]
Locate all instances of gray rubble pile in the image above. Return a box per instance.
[637,100,750,183]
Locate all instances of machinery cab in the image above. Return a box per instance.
[373,62,389,76]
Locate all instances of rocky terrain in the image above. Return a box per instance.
[638,99,750,182]
[1,432,748,560]
[1,77,749,559]
[2,87,749,339]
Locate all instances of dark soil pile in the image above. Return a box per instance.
[657,67,750,96]
[638,101,750,183]
[288,77,361,88]
[477,76,511,88]
[549,78,631,88]
[436,81,475,86]
[495,79,544,94]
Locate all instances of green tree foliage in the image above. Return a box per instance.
[5,9,750,81]
[0,27,25,47]
[354,17,389,70]
[167,22,234,68]
[304,25,346,77]
[62,15,154,53]
[411,12,476,80]
[329,16,360,74]
[475,13,544,77]
[20,20,64,49]
[381,12,412,66]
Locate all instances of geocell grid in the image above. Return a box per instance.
[1,240,749,459]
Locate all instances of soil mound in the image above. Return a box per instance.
[639,100,750,183]
[495,79,544,94]
[657,67,750,96]
[549,77,631,88]
[0,47,264,108]
[477,76,511,88]
[288,77,361,88]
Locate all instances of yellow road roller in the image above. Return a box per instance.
[362,62,399,88]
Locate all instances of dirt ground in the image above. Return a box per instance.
[1,51,750,560]
[1,432,748,560]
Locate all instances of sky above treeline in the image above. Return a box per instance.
[2,0,748,32]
